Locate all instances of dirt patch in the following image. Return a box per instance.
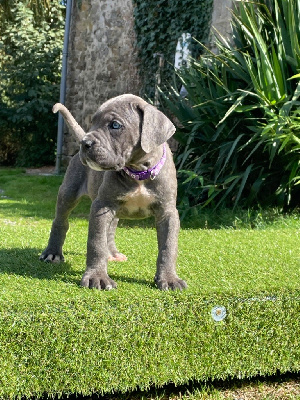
[25,166,56,175]
[221,376,300,400]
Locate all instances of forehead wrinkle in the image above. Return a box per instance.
[106,106,138,122]
[91,109,122,125]
[92,98,141,127]
[104,111,124,122]
[92,110,137,129]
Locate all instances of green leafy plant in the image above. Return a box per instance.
[0,1,64,166]
[163,0,300,216]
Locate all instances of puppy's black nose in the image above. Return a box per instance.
[81,139,94,149]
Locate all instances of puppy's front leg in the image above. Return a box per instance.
[155,208,187,290]
[81,198,117,290]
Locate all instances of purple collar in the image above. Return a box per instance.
[123,143,167,181]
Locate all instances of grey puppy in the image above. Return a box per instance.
[40,94,187,291]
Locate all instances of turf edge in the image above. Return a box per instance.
[0,289,299,399]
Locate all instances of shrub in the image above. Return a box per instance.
[0,1,64,166]
[163,0,300,216]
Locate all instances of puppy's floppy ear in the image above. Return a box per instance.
[140,104,176,153]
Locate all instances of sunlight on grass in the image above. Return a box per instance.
[0,168,299,399]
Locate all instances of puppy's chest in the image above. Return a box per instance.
[117,184,155,219]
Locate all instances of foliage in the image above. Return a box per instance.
[133,0,213,99]
[0,169,300,398]
[0,1,65,166]
[0,0,53,24]
[162,0,300,215]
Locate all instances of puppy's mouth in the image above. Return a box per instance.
[80,152,124,172]
[87,159,123,172]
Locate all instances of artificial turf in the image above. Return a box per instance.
[0,168,299,399]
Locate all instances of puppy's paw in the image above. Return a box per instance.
[39,250,64,263]
[81,270,117,290]
[155,275,187,291]
[108,252,127,262]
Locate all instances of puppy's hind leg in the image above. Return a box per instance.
[39,156,89,263]
[39,182,82,263]
[107,218,127,262]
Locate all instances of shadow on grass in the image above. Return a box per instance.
[0,247,156,289]
[0,200,57,220]
[109,272,155,288]
[0,247,80,284]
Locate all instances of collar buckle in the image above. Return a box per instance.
[150,170,156,180]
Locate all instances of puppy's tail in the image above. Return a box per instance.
[53,103,86,143]
[52,103,64,114]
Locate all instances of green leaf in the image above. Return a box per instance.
[234,164,253,208]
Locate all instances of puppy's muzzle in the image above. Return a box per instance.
[79,136,124,171]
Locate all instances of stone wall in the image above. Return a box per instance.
[63,0,141,165]
[62,0,234,164]
[209,0,234,53]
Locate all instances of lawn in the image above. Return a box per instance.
[0,168,299,399]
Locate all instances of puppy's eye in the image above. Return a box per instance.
[110,121,122,130]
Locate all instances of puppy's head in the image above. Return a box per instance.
[79,94,175,171]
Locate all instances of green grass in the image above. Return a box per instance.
[0,168,299,399]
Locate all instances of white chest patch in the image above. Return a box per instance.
[117,184,155,219]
